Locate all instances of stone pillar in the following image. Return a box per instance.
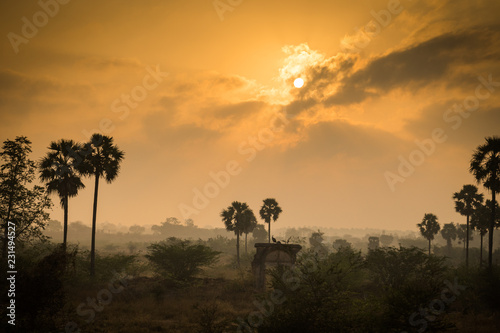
[252,243,302,290]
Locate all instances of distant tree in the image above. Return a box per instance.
[456,224,473,251]
[259,198,282,243]
[379,234,394,247]
[309,230,324,248]
[241,209,257,253]
[440,223,457,253]
[79,134,124,276]
[46,220,62,233]
[129,224,145,235]
[417,213,440,255]
[39,139,85,251]
[471,200,500,266]
[185,218,195,227]
[332,239,351,251]
[470,136,500,268]
[252,224,268,243]
[146,238,220,281]
[221,201,253,266]
[151,224,162,235]
[368,236,380,251]
[166,217,181,225]
[453,184,483,267]
[1,137,52,258]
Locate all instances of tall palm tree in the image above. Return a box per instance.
[241,209,257,254]
[453,184,483,267]
[417,213,440,255]
[221,201,253,266]
[259,198,282,243]
[79,134,124,276]
[471,200,500,266]
[470,136,500,268]
[39,140,85,250]
[440,223,457,254]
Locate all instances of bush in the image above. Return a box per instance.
[146,238,220,281]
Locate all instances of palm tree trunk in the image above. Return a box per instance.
[488,190,496,268]
[236,232,240,267]
[447,239,451,253]
[466,214,469,267]
[428,239,431,255]
[245,233,248,254]
[480,233,483,267]
[63,194,68,251]
[268,220,271,243]
[90,174,99,277]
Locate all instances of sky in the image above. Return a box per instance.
[1,0,499,232]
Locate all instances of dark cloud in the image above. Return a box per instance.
[325,26,500,106]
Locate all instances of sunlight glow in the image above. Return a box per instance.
[294,78,304,88]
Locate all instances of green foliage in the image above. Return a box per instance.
[146,238,220,281]
[252,246,449,333]
[193,301,232,333]
[1,136,52,255]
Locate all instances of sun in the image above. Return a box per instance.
[293,78,304,88]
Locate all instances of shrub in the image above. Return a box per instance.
[146,238,220,281]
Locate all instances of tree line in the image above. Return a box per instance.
[0,134,124,276]
[417,136,500,268]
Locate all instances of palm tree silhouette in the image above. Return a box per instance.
[259,198,282,243]
[241,209,257,254]
[471,200,499,266]
[39,140,85,250]
[453,184,483,267]
[80,134,124,276]
[417,213,440,255]
[470,136,500,268]
[440,222,457,254]
[221,201,252,266]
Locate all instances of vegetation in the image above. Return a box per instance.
[453,184,483,266]
[470,136,500,268]
[417,213,441,255]
[259,198,282,243]
[441,222,457,253]
[39,139,85,250]
[79,134,125,276]
[221,201,255,266]
[146,238,220,282]
[0,136,52,258]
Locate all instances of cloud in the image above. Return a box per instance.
[326,26,500,106]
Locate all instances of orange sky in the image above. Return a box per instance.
[1,0,499,232]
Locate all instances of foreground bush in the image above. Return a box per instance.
[247,246,450,333]
[146,237,220,281]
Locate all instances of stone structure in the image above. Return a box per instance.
[251,243,302,289]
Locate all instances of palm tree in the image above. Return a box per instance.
[259,198,282,243]
[440,223,457,254]
[79,134,124,276]
[241,210,257,254]
[417,213,440,255]
[453,184,483,267]
[221,201,253,266]
[470,136,500,268]
[471,200,500,266]
[39,140,85,250]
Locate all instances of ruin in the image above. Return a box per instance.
[251,243,302,289]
